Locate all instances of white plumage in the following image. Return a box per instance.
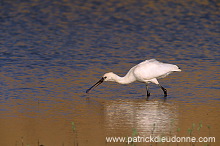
[86,59,181,98]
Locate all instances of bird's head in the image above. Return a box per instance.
[86,72,116,93]
[102,72,117,82]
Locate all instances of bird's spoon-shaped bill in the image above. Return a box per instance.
[86,77,105,93]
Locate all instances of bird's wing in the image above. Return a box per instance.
[133,59,174,80]
[138,59,158,65]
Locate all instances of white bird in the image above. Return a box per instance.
[86,59,181,98]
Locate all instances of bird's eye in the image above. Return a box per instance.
[103,76,107,79]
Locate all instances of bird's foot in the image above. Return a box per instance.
[164,93,167,97]
[146,92,150,100]
[160,85,167,97]
[163,90,167,101]
[163,95,167,102]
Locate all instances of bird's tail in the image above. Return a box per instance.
[174,66,181,72]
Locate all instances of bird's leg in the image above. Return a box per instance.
[158,84,167,97]
[146,84,150,98]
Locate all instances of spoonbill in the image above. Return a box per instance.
[86,59,181,98]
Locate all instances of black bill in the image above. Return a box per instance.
[86,77,105,93]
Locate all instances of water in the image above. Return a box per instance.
[1,0,220,146]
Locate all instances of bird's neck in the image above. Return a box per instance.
[113,73,136,84]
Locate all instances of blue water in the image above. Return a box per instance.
[1,0,220,112]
